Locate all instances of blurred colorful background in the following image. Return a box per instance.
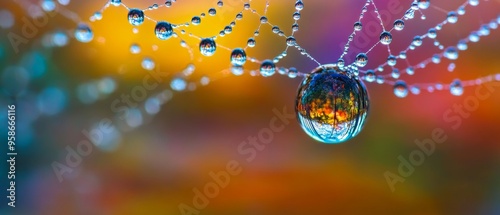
[1,0,500,214]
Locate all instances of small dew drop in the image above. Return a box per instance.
[260,60,276,77]
[394,81,409,98]
[199,38,217,57]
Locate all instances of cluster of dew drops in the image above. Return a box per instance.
[348,0,500,98]
[72,0,317,92]
[70,0,500,98]
[33,0,500,143]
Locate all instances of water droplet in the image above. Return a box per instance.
[272,26,280,34]
[411,3,419,10]
[489,21,498,30]
[208,8,217,16]
[42,0,57,12]
[387,55,397,66]
[353,21,362,31]
[259,60,276,77]
[412,36,423,46]
[288,67,298,78]
[444,47,458,60]
[51,31,68,47]
[130,43,141,54]
[247,38,256,47]
[376,75,385,84]
[405,9,415,19]
[406,67,415,75]
[293,12,301,20]
[200,76,210,86]
[191,16,201,25]
[286,36,297,46]
[391,69,400,79]
[450,79,464,96]
[110,0,121,6]
[236,13,243,20]
[448,63,456,72]
[128,9,144,26]
[295,0,304,11]
[469,32,480,42]
[295,64,369,144]
[155,21,173,40]
[92,11,103,21]
[410,86,421,95]
[170,77,187,91]
[230,48,246,66]
[432,54,441,64]
[355,53,368,67]
[393,19,405,31]
[427,28,437,39]
[365,70,376,82]
[468,0,479,6]
[447,11,458,23]
[394,80,409,98]
[260,16,268,23]
[399,51,407,59]
[199,38,216,57]
[217,0,223,7]
[337,58,345,67]
[224,26,232,34]
[458,6,466,15]
[417,0,430,9]
[380,31,393,45]
[141,57,155,70]
[479,24,490,36]
[74,23,93,43]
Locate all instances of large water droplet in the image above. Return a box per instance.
[295,64,369,144]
